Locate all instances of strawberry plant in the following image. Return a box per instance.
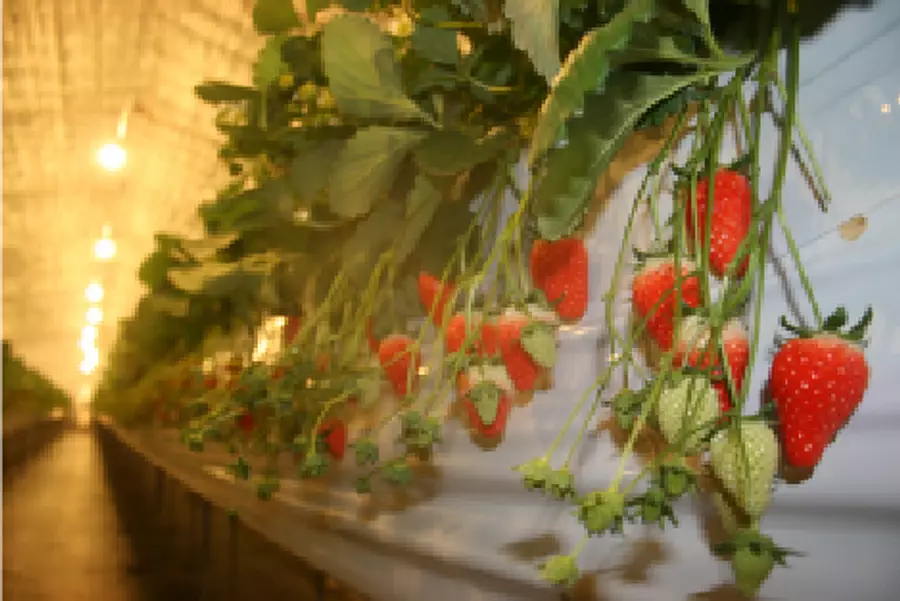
[95,0,881,598]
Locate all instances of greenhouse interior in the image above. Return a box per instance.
[2,0,899,599]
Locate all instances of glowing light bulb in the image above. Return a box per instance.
[86,307,103,325]
[97,142,127,172]
[94,239,116,260]
[85,282,104,303]
[80,357,98,375]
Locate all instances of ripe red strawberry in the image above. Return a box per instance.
[685,169,753,278]
[769,307,872,468]
[530,237,589,322]
[284,315,302,346]
[445,313,500,357]
[318,419,348,460]
[377,334,421,397]
[417,272,455,326]
[203,375,218,390]
[631,257,702,351]
[494,312,543,392]
[675,316,750,414]
[456,364,513,438]
[236,411,255,434]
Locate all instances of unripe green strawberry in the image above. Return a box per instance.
[656,375,720,455]
[709,422,778,519]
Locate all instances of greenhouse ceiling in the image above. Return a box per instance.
[2,0,270,395]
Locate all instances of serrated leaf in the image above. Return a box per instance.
[470,382,500,426]
[411,26,459,65]
[194,82,260,103]
[414,130,496,176]
[529,0,655,163]
[342,198,404,284]
[252,0,301,35]
[535,71,710,239]
[322,15,431,122]
[328,126,427,219]
[395,174,442,265]
[289,139,343,202]
[148,295,191,317]
[521,324,557,368]
[181,233,239,262]
[169,262,241,294]
[504,0,561,82]
[253,35,289,91]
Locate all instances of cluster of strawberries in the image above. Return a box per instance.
[373,237,589,440]
[629,169,871,529]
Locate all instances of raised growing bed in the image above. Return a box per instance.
[3,415,67,477]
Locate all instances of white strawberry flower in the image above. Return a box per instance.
[456,32,473,56]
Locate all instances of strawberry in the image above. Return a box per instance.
[631,257,702,351]
[203,375,218,390]
[377,334,421,397]
[685,169,753,278]
[769,307,872,468]
[529,237,589,322]
[656,375,721,454]
[674,316,749,415]
[236,411,255,434]
[284,315,302,346]
[318,419,347,460]
[456,363,514,438]
[417,272,455,326]
[271,366,287,381]
[709,421,778,519]
[494,310,557,392]
[445,313,500,357]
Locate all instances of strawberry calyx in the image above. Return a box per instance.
[778,305,873,344]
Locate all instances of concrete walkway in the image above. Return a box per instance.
[3,429,155,601]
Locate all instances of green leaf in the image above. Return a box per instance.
[321,14,431,122]
[394,174,442,265]
[470,382,500,426]
[181,233,240,262]
[253,35,289,91]
[534,71,709,239]
[414,130,496,176]
[289,140,343,202]
[681,0,712,30]
[411,26,459,65]
[342,198,404,282]
[520,323,557,368]
[169,262,241,294]
[147,295,191,318]
[195,82,260,103]
[528,0,654,163]
[252,0,300,35]
[504,0,561,82]
[328,126,427,219]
